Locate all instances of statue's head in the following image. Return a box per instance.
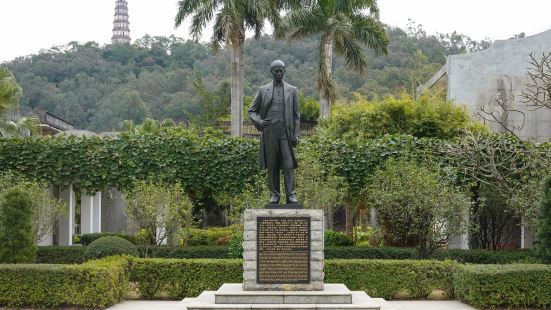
[270,59,285,83]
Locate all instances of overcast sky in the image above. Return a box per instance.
[1,0,551,63]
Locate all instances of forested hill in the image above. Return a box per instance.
[3,24,491,132]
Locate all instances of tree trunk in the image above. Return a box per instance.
[230,39,243,137]
[345,204,354,238]
[319,34,333,118]
[358,207,367,229]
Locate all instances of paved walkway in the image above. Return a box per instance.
[107,300,476,310]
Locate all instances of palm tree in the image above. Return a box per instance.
[175,0,282,137]
[276,0,389,117]
[0,67,40,137]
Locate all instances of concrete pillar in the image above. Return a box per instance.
[156,225,167,245]
[369,208,377,227]
[81,193,94,235]
[93,192,102,233]
[37,231,53,246]
[58,184,75,246]
[37,185,55,246]
[521,221,535,249]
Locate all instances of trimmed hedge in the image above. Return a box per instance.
[85,236,138,260]
[325,246,414,259]
[36,245,539,264]
[454,264,551,309]
[139,245,230,259]
[80,232,137,245]
[129,258,454,299]
[0,257,129,308]
[129,258,243,298]
[37,246,85,264]
[325,259,455,299]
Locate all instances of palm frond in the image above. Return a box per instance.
[333,33,368,73]
[276,8,322,39]
[352,16,389,54]
[175,0,208,26]
[189,0,221,40]
[0,67,22,116]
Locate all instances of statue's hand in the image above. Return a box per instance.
[292,137,299,147]
[258,119,270,129]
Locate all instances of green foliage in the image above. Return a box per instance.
[431,249,539,264]
[367,159,470,257]
[228,232,244,259]
[130,258,243,298]
[84,236,138,260]
[124,181,193,245]
[453,264,551,309]
[0,188,36,263]
[353,226,384,247]
[0,131,259,198]
[0,67,21,118]
[537,175,551,262]
[0,172,63,244]
[36,246,86,264]
[139,246,230,259]
[299,92,320,122]
[322,93,486,141]
[0,256,129,308]
[184,226,237,246]
[325,246,415,259]
[80,232,137,246]
[324,230,354,246]
[326,259,455,299]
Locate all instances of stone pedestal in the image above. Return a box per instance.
[243,208,324,291]
[180,206,391,310]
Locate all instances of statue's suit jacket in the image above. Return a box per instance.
[248,81,300,169]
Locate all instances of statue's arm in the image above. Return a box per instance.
[248,88,263,124]
[293,88,300,140]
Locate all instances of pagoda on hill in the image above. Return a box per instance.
[111,0,131,44]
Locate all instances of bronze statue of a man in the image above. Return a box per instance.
[249,60,300,204]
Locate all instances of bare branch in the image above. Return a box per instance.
[520,52,551,110]
[475,92,525,139]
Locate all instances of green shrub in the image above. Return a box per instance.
[326,259,456,299]
[325,246,415,259]
[36,246,85,264]
[139,246,230,259]
[325,230,354,246]
[184,227,236,246]
[432,248,539,264]
[130,258,242,298]
[0,256,129,308]
[228,233,243,259]
[454,264,551,309]
[80,232,137,245]
[85,236,138,260]
[0,188,36,263]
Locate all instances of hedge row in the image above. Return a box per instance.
[36,246,539,264]
[128,258,454,300]
[454,264,551,308]
[0,257,128,308]
[80,232,137,246]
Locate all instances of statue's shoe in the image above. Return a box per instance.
[286,195,299,204]
[269,195,280,204]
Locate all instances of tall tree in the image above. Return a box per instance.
[276,0,389,117]
[175,0,281,136]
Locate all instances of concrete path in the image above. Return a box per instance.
[107,300,476,310]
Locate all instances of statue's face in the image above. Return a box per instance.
[270,66,285,83]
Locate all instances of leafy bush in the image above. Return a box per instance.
[36,246,85,264]
[453,264,551,309]
[84,236,138,260]
[326,259,455,299]
[537,175,551,262]
[227,233,243,259]
[322,93,486,141]
[325,246,415,259]
[129,258,455,299]
[130,258,243,298]
[325,230,353,246]
[138,246,230,259]
[0,188,36,263]
[80,232,137,245]
[184,226,237,246]
[367,159,470,258]
[0,256,129,308]
[432,248,539,264]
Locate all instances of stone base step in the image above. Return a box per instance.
[215,284,352,304]
[181,291,386,310]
